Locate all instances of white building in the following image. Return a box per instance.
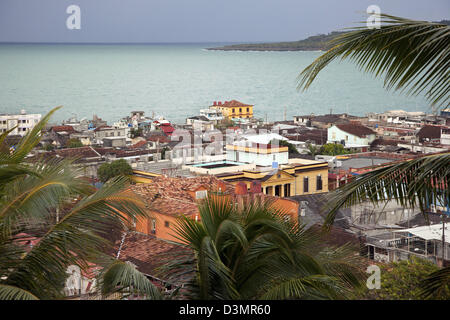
[64,264,98,297]
[327,123,376,147]
[226,133,289,167]
[441,128,450,146]
[0,110,41,136]
[200,108,224,123]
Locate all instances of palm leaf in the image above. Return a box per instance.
[298,14,450,108]
[420,266,450,299]
[0,284,38,300]
[323,152,450,227]
[99,260,162,299]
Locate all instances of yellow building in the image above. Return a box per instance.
[210,100,253,120]
[215,159,329,197]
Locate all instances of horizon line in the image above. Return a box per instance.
[0,41,281,45]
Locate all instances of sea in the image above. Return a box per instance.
[0,43,431,124]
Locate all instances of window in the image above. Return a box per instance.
[316,175,323,191]
[232,108,235,113]
[196,190,207,199]
[284,184,290,197]
[150,219,156,234]
[303,177,309,193]
[164,221,170,228]
[247,108,249,112]
[239,108,242,113]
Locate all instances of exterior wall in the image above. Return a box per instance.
[0,113,41,136]
[95,128,127,140]
[226,145,289,166]
[221,165,328,197]
[103,137,126,147]
[64,265,97,297]
[398,143,447,154]
[294,168,328,195]
[351,201,420,225]
[200,109,224,122]
[135,197,298,244]
[441,130,450,145]
[135,212,193,243]
[293,116,310,125]
[327,125,375,145]
[227,149,288,166]
[211,105,253,120]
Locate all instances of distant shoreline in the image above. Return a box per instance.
[206,32,344,52]
[207,47,325,52]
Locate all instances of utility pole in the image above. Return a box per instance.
[284,107,287,121]
[441,196,448,266]
[442,212,446,266]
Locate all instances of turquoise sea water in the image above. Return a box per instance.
[0,43,431,124]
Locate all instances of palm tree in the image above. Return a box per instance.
[0,107,161,300]
[306,143,320,157]
[297,14,450,297]
[167,193,363,300]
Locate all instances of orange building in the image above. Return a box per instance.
[130,176,298,243]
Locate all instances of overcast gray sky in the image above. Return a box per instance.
[0,0,448,43]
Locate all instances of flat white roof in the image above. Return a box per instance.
[394,224,450,243]
[240,133,287,145]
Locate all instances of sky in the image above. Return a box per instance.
[0,0,449,43]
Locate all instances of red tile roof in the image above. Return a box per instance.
[131,176,233,218]
[147,135,171,143]
[114,232,193,284]
[220,100,253,108]
[336,123,375,138]
[94,125,113,132]
[52,146,100,159]
[131,140,148,149]
[161,125,175,136]
[417,125,443,141]
[51,125,76,133]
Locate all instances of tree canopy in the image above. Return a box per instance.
[97,159,133,183]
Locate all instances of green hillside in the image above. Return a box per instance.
[207,31,345,51]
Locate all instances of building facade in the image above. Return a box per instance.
[328,124,376,146]
[0,110,41,136]
[210,100,253,120]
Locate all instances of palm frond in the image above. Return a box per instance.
[0,284,39,300]
[0,106,62,165]
[324,153,450,227]
[298,14,450,108]
[171,193,363,300]
[420,266,450,299]
[99,260,162,299]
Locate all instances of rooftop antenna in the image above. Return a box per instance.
[284,107,287,121]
